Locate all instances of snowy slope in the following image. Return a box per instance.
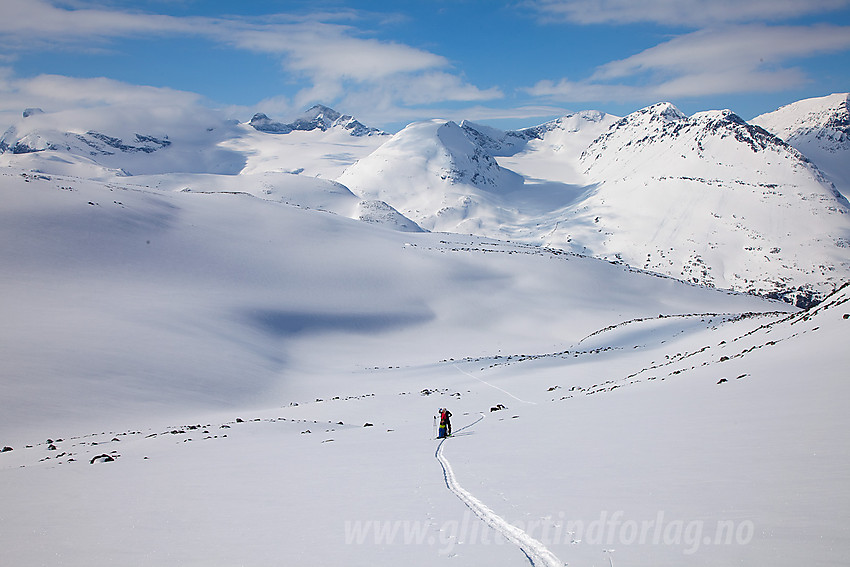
[752,93,850,198]
[565,103,850,304]
[220,123,388,178]
[338,119,525,233]
[126,171,421,232]
[0,167,780,439]
[0,162,844,565]
[490,110,620,185]
[1,96,849,567]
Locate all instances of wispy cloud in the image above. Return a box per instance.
[527,0,850,26]
[526,24,850,103]
[0,0,501,116]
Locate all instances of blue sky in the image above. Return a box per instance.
[0,0,848,131]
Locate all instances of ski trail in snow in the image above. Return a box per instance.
[435,415,564,567]
[453,365,537,405]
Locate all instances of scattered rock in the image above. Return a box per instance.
[235,418,244,423]
[47,444,57,451]
[364,422,374,427]
[1,446,12,452]
[490,404,507,412]
[717,378,728,384]
[90,454,115,464]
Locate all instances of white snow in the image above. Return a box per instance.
[751,92,850,199]
[1,98,848,567]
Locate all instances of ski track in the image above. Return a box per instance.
[435,414,564,567]
[454,365,537,405]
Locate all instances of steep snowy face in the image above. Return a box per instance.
[249,105,386,137]
[561,103,850,304]
[462,110,617,162]
[752,93,850,196]
[493,110,620,185]
[337,119,523,232]
[752,93,849,145]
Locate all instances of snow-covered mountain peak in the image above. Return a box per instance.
[249,105,386,137]
[22,107,44,118]
[753,93,849,138]
[752,93,850,197]
[582,103,797,180]
[638,101,688,123]
[292,104,343,129]
[691,108,746,125]
[338,119,523,232]
[249,112,293,134]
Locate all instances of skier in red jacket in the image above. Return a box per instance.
[439,408,452,436]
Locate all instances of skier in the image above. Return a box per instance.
[439,408,452,437]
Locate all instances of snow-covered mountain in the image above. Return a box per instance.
[249,104,386,137]
[338,119,524,233]
[3,99,847,303]
[0,106,246,177]
[2,95,849,567]
[751,92,850,197]
[568,103,850,305]
[340,103,850,305]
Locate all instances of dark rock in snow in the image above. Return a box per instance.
[90,454,115,464]
[1,446,12,452]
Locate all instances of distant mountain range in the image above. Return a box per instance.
[1,94,848,305]
[249,105,386,137]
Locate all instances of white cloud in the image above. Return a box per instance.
[526,25,850,102]
[0,0,194,46]
[528,0,850,26]
[14,74,203,108]
[0,1,499,115]
[0,73,221,134]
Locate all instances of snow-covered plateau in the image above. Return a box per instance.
[1,96,848,567]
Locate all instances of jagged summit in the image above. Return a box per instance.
[249,105,385,137]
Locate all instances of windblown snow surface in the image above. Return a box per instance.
[1,98,849,567]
